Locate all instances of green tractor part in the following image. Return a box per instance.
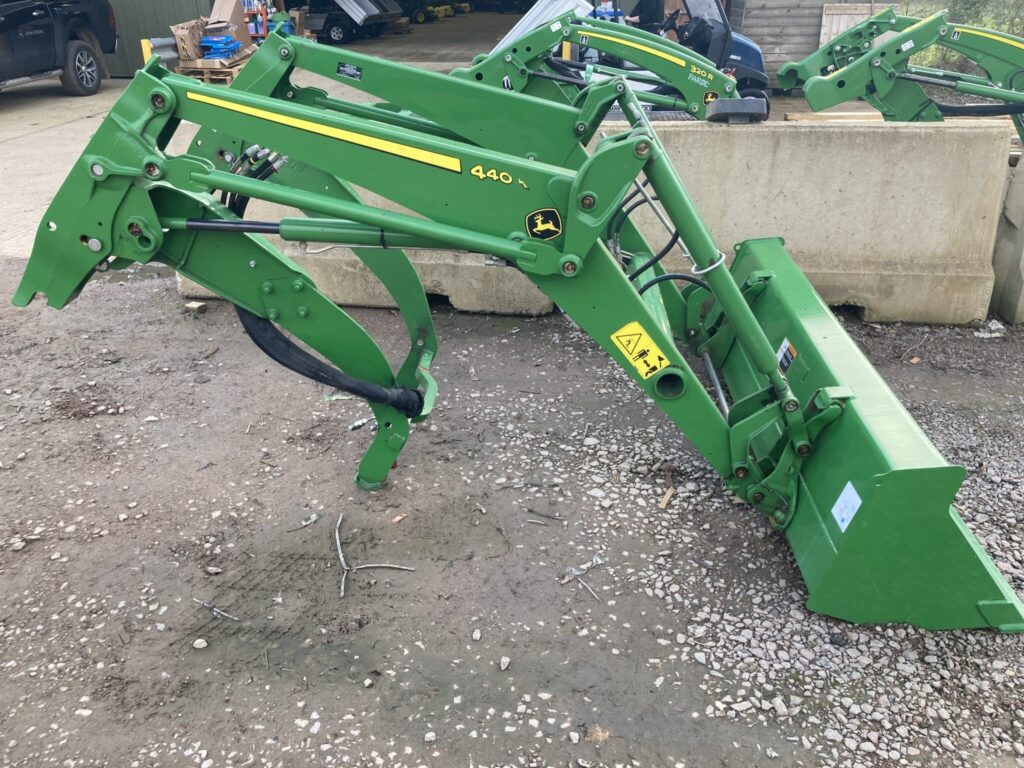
[454,12,766,122]
[778,5,1024,142]
[13,28,1023,632]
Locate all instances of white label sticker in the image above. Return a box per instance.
[900,39,915,53]
[776,337,797,373]
[831,482,862,533]
[549,20,562,31]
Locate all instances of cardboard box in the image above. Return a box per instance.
[171,18,206,61]
[206,0,252,47]
[288,9,307,35]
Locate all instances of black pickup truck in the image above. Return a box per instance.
[0,0,117,96]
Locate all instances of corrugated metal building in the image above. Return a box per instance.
[106,0,215,77]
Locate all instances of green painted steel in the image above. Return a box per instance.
[778,7,1024,142]
[13,26,1024,632]
[453,12,741,119]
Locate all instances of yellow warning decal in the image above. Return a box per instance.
[185,91,462,173]
[611,321,669,379]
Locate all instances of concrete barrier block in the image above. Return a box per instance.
[181,121,1008,325]
[622,121,1008,325]
[177,246,553,316]
[992,164,1024,324]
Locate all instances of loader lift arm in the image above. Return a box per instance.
[778,6,1024,142]
[452,13,762,121]
[12,29,1024,632]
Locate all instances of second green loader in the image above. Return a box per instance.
[12,22,1024,633]
[779,5,1024,142]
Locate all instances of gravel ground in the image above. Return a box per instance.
[1,258,1023,768]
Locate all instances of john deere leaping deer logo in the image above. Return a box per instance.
[526,208,563,240]
[703,91,719,105]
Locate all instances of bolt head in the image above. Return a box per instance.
[262,282,273,294]
[575,122,587,134]
[561,262,577,276]
[87,238,103,253]
[144,163,160,179]
[752,492,765,503]
[292,280,304,292]
[784,399,799,413]
[249,260,257,269]
[297,306,309,318]
[797,444,811,456]
[279,47,291,59]
[128,223,142,236]
[635,142,651,157]
[580,195,596,210]
[150,93,166,110]
[735,467,748,479]
[268,309,280,321]
[90,163,104,177]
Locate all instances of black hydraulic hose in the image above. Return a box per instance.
[605,184,647,240]
[610,196,659,241]
[223,175,425,418]
[637,272,710,295]
[543,56,586,84]
[229,160,276,217]
[627,231,680,281]
[235,307,424,418]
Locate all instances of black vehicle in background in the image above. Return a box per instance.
[0,0,117,96]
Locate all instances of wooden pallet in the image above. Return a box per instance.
[176,58,247,83]
[177,61,246,85]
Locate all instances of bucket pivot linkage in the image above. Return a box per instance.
[13,24,1024,632]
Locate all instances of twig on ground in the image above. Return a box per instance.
[191,597,240,622]
[576,577,599,601]
[351,564,416,572]
[523,507,564,522]
[335,510,413,597]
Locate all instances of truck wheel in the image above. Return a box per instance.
[412,9,427,23]
[60,40,102,97]
[740,87,770,119]
[324,20,352,45]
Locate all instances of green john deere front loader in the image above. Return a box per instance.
[453,12,766,122]
[13,25,1024,632]
[778,5,1024,143]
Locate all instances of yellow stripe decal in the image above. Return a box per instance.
[955,27,1024,52]
[186,91,462,173]
[574,29,688,70]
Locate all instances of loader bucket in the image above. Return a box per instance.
[721,238,1024,632]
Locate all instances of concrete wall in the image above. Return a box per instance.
[182,120,1011,325]
[992,164,1024,324]
[632,120,1008,324]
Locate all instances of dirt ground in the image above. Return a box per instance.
[1,254,1024,768]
